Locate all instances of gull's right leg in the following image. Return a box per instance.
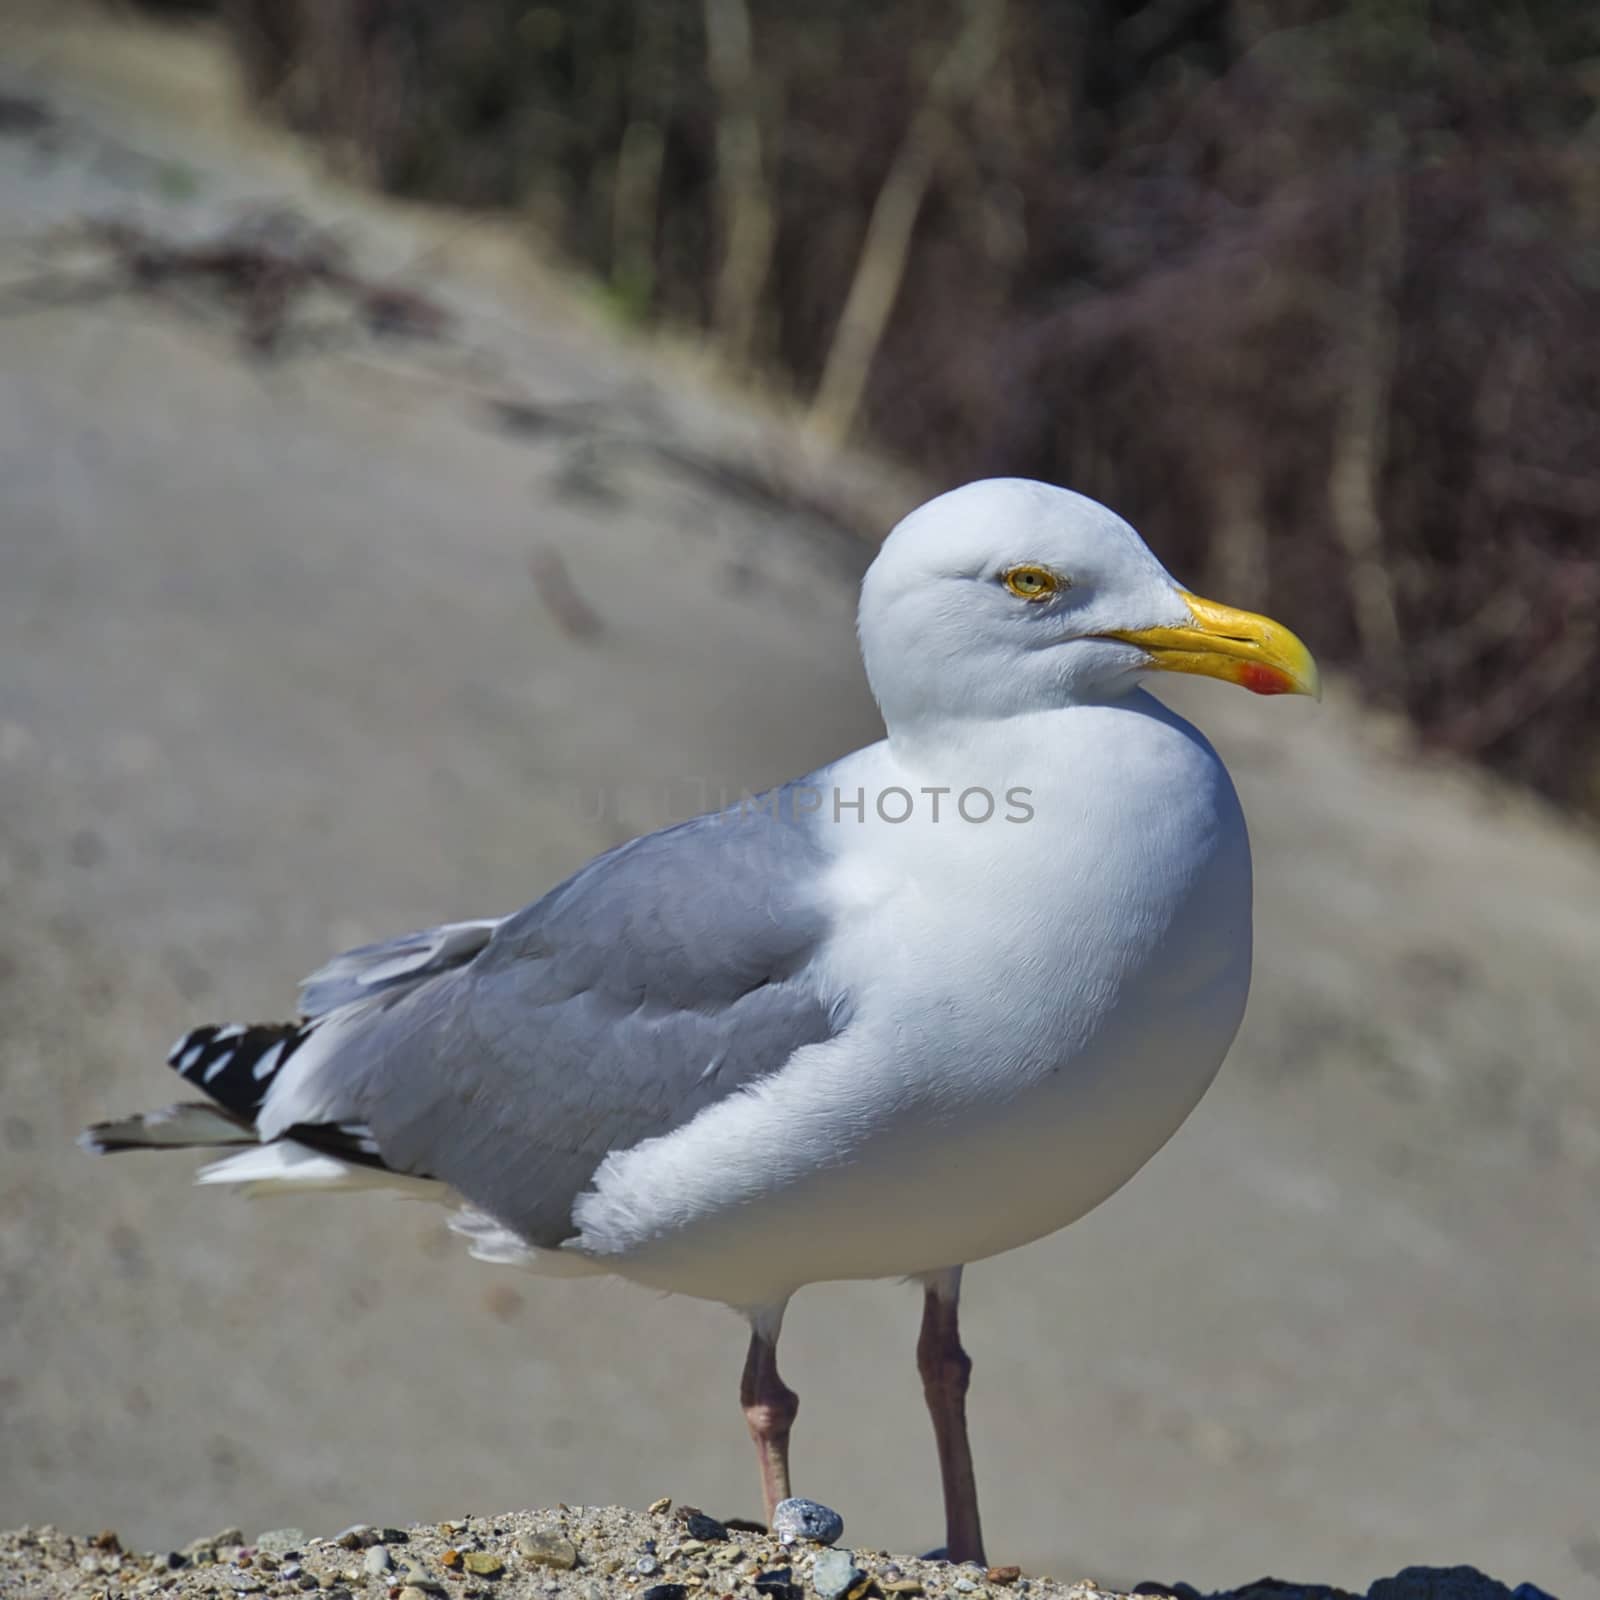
[740,1302,799,1525]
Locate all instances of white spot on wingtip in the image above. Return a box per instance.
[252,1039,287,1081]
[177,1041,207,1072]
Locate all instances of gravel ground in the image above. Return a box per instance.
[0,1508,1535,1600]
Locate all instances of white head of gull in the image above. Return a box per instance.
[84,478,1318,1566]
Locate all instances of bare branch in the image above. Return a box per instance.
[1327,144,1405,684]
[809,0,1006,448]
[703,0,777,374]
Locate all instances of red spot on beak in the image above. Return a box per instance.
[1238,662,1292,696]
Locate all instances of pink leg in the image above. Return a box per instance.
[918,1267,987,1567]
[740,1310,799,1524]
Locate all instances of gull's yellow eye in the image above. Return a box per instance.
[1001,565,1062,601]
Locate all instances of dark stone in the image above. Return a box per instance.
[1367,1571,1515,1600]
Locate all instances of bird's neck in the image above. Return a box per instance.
[885,689,1173,776]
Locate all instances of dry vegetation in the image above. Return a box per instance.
[143,0,1600,811]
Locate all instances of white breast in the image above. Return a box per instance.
[572,693,1253,1311]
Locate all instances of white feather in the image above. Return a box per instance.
[449,1208,605,1276]
[196,1140,446,1200]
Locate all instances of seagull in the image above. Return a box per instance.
[83,478,1318,1565]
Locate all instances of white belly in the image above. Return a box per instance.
[568,696,1253,1310]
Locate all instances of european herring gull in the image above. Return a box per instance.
[84,477,1319,1563]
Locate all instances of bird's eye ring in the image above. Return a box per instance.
[1001,565,1063,601]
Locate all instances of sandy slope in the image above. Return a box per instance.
[1,8,1598,1595]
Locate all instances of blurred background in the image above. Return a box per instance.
[2,0,1598,1594]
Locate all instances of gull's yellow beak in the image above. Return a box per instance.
[1100,591,1321,699]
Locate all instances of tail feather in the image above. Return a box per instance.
[197,1140,447,1199]
[83,916,498,1192]
[79,1101,254,1154]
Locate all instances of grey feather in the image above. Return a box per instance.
[269,790,842,1248]
[297,919,502,1017]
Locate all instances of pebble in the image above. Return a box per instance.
[192,1530,247,1554]
[881,1582,923,1596]
[637,1555,661,1575]
[771,1499,845,1548]
[439,1551,462,1571]
[810,1549,864,1599]
[460,1554,504,1578]
[684,1514,729,1543]
[642,1587,688,1600]
[256,1532,308,1557]
[398,1588,431,1600]
[515,1533,578,1572]
[647,1498,673,1516]
[754,1567,800,1600]
[988,1570,1023,1588]
[364,1548,394,1576]
[379,1531,411,1545]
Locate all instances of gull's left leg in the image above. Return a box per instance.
[917,1266,987,1566]
[741,1302,798,1525]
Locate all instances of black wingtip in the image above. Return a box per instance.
[167,1020,311,1121]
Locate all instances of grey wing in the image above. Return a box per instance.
[261,791,843,1248]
